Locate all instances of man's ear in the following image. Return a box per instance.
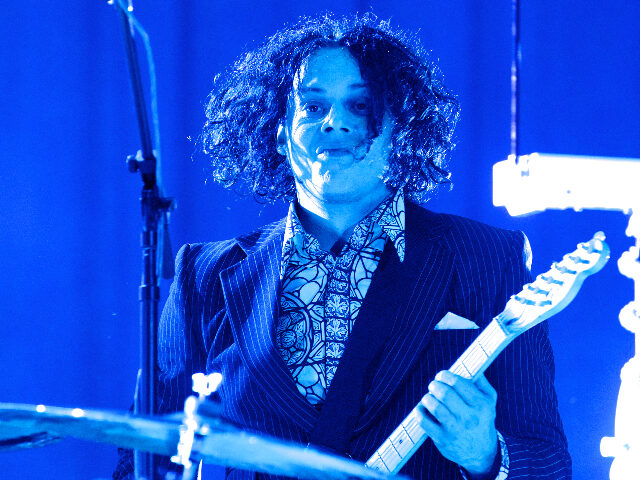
[276,124,287,156]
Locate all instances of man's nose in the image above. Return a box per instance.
[322,104,351,133]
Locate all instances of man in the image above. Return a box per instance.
[115,13,570,480]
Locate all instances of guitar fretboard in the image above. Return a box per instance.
[365,319,513,474]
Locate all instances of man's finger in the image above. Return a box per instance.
[416,404,443,442]
[428,379,466,416]
[473,372,498,401]
[421,392,456,427]
[435,371,483,406]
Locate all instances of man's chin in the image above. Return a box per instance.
[305,176,387,203]
[316,155,358,176]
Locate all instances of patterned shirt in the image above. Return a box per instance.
[276,189,405,405]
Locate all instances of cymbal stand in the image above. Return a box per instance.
[601,209,640,479]
[172,373,224,480]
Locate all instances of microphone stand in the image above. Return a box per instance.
[109,1,175,478]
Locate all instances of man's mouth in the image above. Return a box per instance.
[315,138,373,162]
[316,147,353,156]
[316,147,354,161]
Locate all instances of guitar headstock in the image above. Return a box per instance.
[498,231,610,335]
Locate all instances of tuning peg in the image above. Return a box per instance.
[514,294,536,306]
[526,284,551,295]
[514,293,553,307]
[540,274,564,285]
[568,254,590,264]
[578,232,606,254]
[552,262,577,275]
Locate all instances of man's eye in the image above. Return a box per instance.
[304,104,322,113]
[352,101,370,114]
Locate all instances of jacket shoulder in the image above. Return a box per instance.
[407,202,531,268]
[176,239,240,277]
[174,216,286,290]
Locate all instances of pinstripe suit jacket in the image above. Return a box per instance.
[153,201,571,480]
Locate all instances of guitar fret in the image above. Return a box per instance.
[379,439,402,465]
[368,320,519,472]
[401,424,416,444]
[480,323,505,350]
[402,416,421,441]
[452,321,511,379]
[459,361,473,377]
[389,425,415,457]
[367,453,390,473]
[403,410,426,438]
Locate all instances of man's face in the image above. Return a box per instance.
[277,47,392,206]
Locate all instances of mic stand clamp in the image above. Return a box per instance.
[127,152,175,225]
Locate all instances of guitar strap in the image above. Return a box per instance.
[308,241,402,455]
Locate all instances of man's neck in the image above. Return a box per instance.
[295,188,391,251]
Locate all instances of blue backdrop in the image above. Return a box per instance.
[1,1,638,479]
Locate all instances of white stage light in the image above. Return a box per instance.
[493,153,640,216]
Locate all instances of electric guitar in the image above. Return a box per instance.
[366,232,610,474]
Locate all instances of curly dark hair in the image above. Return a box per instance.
[200,12,460,203]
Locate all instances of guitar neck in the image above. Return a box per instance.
[366,231,610,473]
[365,318,514,474]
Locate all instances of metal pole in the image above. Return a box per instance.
[510,0,521,163]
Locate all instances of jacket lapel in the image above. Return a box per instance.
[219,220,319,431]
[353,204,455,433]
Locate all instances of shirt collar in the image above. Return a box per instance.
[373,187,406,262]
[280,189,406,279]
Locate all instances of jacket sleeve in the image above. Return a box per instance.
[486,231,572,479]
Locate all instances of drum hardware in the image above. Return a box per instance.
[0,431,62,450]
[171,373,223,480]
[105,1,176,476]
[0,400,402,480]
